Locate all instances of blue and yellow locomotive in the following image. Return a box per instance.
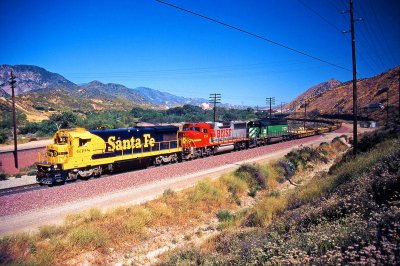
[36,126,181,184]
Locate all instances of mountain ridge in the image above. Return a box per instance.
[0,65,210,116]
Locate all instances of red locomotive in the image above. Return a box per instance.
[179,121,248,159]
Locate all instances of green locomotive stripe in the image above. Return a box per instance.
[248,127,258,138]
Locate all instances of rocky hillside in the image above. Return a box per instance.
[289,66,400,122]
[0,65,77,95]
[286,78,342,112]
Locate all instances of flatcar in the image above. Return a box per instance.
[36,126,180,184]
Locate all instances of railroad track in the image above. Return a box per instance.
[0,146,46,154]
[0,183,44,197]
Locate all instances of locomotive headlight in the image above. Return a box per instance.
[47,168,51,171]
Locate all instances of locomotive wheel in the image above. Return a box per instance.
[78,168,94,180]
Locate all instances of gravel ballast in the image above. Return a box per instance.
[0,136,323,217]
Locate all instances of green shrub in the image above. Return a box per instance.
[248,187,258,197]
[0,128,8,144]
[0,172,7,181]
[84,208,102,222]
[39,225,64,239]
[269,191,281,197]
[123,207,153,237]
[162,188,176,198]
[68,226,108,249]
[160,249,226,266]
[285,146,327,171]
[188,180,223,203]
[277,160,296,178]
[235,164,266,190]
[26,170,36,176]
[216,210,234,222]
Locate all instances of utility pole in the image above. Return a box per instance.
[303,99,310,129]
[350,0,358,155]
[209,93,221,123]
[280,102,286,114]
[266,97,275,119]
[386,88,389,126]
[9,71,18,169]
[343,0,360,155]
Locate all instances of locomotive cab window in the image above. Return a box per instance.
[79,139,90,147]
[203,129,208,133]
[55,137,68,144]
[234,123,246,129]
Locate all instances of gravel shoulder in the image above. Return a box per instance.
[0,131,350,236]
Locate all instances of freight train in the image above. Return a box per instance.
[36,119,340,185]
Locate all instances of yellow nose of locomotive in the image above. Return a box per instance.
[46,144,69,164]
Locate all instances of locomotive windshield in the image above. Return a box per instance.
[55,136,68,144]
[182,127,201,132]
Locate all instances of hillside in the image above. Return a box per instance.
[161,125,400,265]
[286,78,342,112]
[288,66,400,122]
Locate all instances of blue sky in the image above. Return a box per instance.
[1,0,399,106]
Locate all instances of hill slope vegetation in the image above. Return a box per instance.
[161,124,400,265]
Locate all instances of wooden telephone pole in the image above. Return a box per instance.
[209,93,221,123]
[9,71,18,168]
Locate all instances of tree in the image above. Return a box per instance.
[0,112,27,129]
[50,111,80,129]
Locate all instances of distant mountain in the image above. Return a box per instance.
[0,64,77,95]
[133,87,208,108]
[285,78,342,112]
[75,81,147,104]
[0,64,219,120]
[0,65,211,109]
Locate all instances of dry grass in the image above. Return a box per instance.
[161,129,400,265]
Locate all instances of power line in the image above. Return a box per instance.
[366,0,396,68]
[296,0,374,75]
[357,2,387,70]
[297,0,343,34]
[328,0,376,74]
[156,0,352,72]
